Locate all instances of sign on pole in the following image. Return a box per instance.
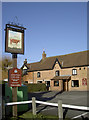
[5,24,26,54]
[8,68,22,87]
[5,23,26,117]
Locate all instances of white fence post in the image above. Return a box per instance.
[58,100,63,120]
[32,97,36,115]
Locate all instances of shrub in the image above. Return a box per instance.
[26,83,47,92]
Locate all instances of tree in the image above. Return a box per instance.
[0,57,12,82]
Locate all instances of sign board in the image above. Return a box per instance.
[5,25,24,54]
[8,68,22,87]
[82,78,87,86]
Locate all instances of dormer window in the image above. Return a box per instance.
[22,65,28,75]
[23,69,27,75]
[55,70,59,76]
[72,69,77,75]
[37,72,41,78]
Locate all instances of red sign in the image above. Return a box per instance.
[82,78,87,86]
[8,68,22,87]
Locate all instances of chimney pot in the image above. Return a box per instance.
[42,50,46,60]
[24,59,27,64]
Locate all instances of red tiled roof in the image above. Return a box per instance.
[21,50,89,71]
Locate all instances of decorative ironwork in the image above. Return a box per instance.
[7,16,24,28]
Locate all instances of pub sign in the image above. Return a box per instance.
[5,24,24,54]
[8,68,22,87]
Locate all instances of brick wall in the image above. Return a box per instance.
[22,63,88,91]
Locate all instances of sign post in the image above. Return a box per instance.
[12,54,17,117]
[5,23,26,117]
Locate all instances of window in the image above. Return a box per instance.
[71,80,79,87]
[45,81,50,87]
[72,69,77,75]
[55,71,59,76]
[54,81,59,86]
[37,72,40,78]
[37,81,42,83]
[84,67,85,70]
[23,69,27,75]
[25,81,28,84]
[79,68,81,70]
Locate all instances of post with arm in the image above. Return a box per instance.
[12,54,17,117]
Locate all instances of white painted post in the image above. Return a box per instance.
[32,97,36,115]
[58,100,63,120]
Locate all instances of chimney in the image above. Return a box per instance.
[42,50,46,60]
[24,59,27,64]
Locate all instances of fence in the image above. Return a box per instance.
[3,97,89,119]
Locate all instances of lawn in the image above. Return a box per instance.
[4,111,71,120]
[19,111,59,120]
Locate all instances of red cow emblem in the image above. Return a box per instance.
[10,39,20,44]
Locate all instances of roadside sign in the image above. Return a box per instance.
[8,68,22,87]
[5,23,26,117]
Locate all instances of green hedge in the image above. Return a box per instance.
[26,83,47,92]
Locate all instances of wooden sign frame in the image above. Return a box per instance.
[5,25,24,54]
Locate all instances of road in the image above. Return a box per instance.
[28,91,89,119]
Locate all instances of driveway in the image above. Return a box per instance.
[28,91,89,119]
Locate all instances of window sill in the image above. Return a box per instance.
[72,74,77,76]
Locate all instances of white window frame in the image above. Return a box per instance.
[37,72,41,78]
[37,80,43,83]
[55,70,60,76]
[54,80,59,86]
[72,69,77,75]
[71,80,79,87]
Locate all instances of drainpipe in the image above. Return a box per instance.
[33,72,34,83]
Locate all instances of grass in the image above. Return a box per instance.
[19,111,59,120]
[3,111,71,120]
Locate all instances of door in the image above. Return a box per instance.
[63,80,69,91]
[63,80,66,91]
[45,81,50,91]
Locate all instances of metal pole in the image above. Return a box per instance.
[12,54,17,117]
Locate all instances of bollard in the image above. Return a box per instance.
[32,97,36,115]
[58,100,63,120]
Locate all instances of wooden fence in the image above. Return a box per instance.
[3,97,89,119]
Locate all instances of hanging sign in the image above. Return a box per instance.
[82,78,87,86]
[5,24,25,54]
[8,68,22,87]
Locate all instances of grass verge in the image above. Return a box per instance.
[19,111,59,120]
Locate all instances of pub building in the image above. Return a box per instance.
[21,50,89,91]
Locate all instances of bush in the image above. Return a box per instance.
[26,83,47,92]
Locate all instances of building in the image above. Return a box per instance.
[21,50,89,91]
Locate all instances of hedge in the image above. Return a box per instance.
[25,83,47,92]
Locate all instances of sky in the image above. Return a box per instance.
[2,2,87,68]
